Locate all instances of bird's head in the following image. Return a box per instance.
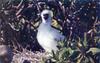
[41,9,53,24]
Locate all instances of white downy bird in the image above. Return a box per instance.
[37,9,65,53]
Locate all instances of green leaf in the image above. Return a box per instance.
[58,41,65,48]
[70,51,81,60]
[52,50,59,61]
[58,47,69,60]
[77,55,83,63]
[87,48,100,55]
[67,47,74,55]
[83,33,87,48]
[52,19,62,30]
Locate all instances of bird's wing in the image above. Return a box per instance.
[50,27,65,42]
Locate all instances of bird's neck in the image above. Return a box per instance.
[42,19,52,25]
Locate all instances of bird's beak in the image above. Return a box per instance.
[43,14,49,20]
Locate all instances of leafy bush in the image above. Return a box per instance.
[0,0,99,63]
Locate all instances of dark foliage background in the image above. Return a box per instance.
[0,0,100,62]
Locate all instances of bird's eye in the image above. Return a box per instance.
[43,14,49,20]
